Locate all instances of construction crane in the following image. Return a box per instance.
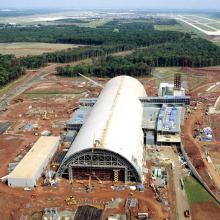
[76,172,103,192]
[85,174,92,192]
[42,95,49,120]
[92,172,103,184]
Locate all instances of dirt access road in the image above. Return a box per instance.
[0,48,136,111]
[0,64,58,111]
[162,147,191,220]
[184,110,220,194]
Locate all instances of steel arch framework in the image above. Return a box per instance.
[57,148,141,182]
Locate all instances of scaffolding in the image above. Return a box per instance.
[140,96,190,105]
[174,73,181,90]
[57,149,141,182]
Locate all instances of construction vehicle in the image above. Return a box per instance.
[137,213,149,219]
[184,210,190,217]
[65,196,77,206]
[43,111,49,120]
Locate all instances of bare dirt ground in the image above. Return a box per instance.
[182,67,220,218]
[183,110,220,191]
[191,202,220,220]
[0,64,169,220]
[2,63,220,219]
[0,180,168,220]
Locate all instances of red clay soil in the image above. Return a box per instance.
[0,134,38,175]
[191,202,220,220]
[185,67,220,79]
[141,77,158,96]
[209,114,220,141]
[0,179,168,220]
[0,73,170,220]
[183,110,220,193]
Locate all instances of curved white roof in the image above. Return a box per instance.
[65,75,147,180]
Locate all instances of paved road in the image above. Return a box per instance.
[176,15,220,36]
[162,147,191,220]
[0,65,57,111]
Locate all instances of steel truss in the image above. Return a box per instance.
[57,148,141,182]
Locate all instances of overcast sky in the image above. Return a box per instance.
[0,0,220,10]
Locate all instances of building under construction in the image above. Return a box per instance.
[58,75,190,183]
[58,76,147,182]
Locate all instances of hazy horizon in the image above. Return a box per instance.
[0,0,220,11]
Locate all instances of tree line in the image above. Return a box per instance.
[0,20,190,71]
[56,37,220,78]
[2,19,220,87]
[129,38,220,67]
[0,21,186,46]
[0,54,25,87]
[19,44,133,69]
[56,55,153,78]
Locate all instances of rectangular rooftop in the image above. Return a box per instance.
[142,107,160,130]
[65,106,92,130]
[157,105,182,133]
[8,136,60,188]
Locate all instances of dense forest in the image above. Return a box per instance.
[1,19,220,86]
[129,38,220,67]
[14,21,189,69]
[56,55,153,78]
[0,22,185,46]
[0,54,25,87]
[19,44,133,68]
[56,37,220,78]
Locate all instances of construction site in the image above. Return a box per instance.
[1,63,220,220]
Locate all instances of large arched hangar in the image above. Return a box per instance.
[58,76,147,182]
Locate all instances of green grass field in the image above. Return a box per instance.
[184,176,215,204]
[78,18,112,28]
[152,67,183,85]
[212,40,220,46]
[0,42,81,57]
[152,66,206,90]
[214,164,220,175]
[154,24,185,32]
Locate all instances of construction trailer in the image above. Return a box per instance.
[8,136,60,188]
[58,76,147,183]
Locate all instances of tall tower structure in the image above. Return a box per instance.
[174,73,181,90]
